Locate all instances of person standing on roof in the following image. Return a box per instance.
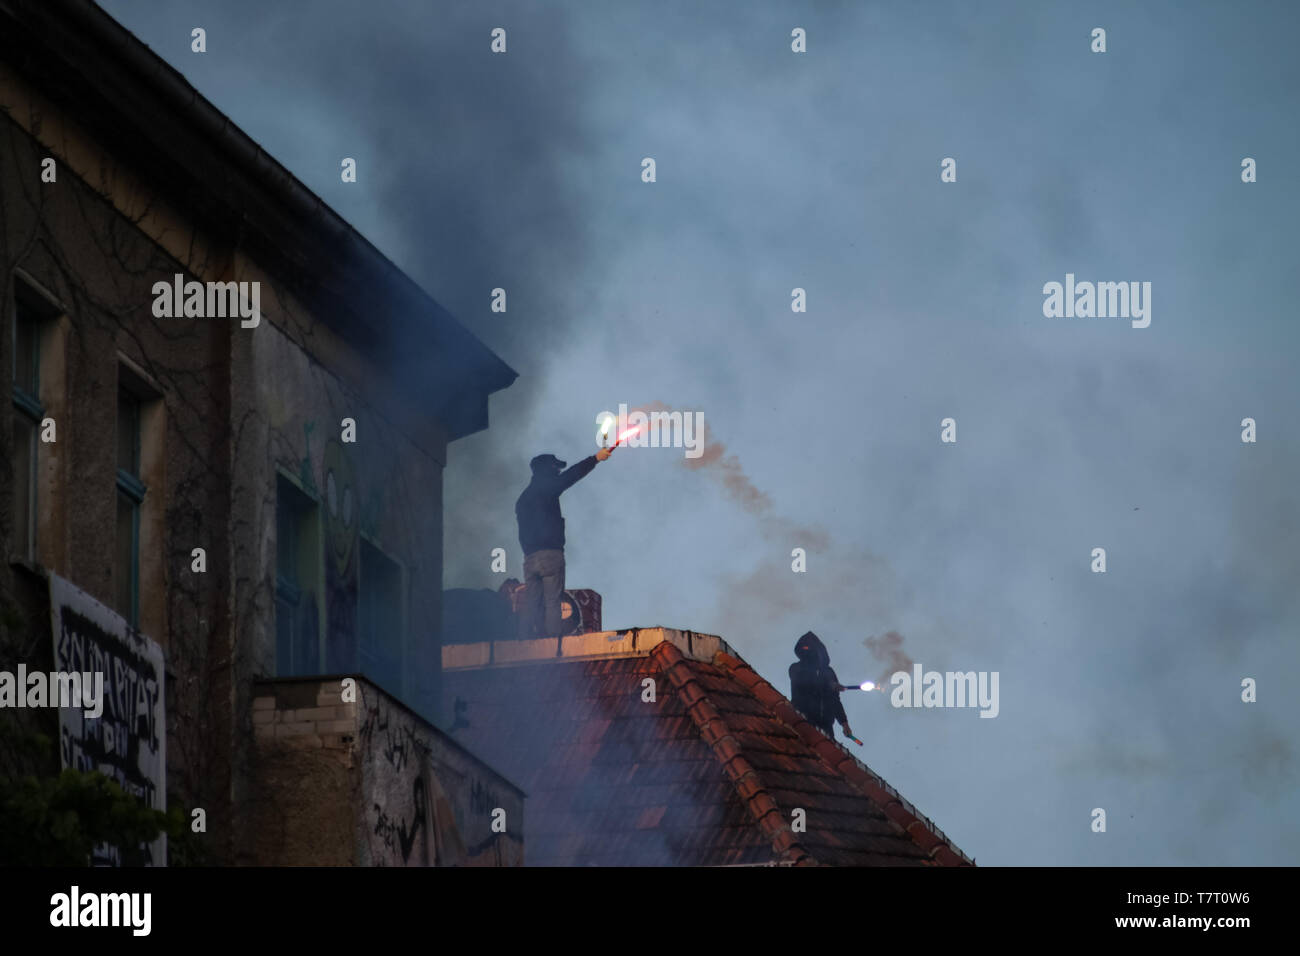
[789,631,854,740]
[515,446,615,639]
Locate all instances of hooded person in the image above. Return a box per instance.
[789,631,853,740]
[515,446,614,639]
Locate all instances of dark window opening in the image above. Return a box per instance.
[11,287,46,562]
[114,387,145,625]
[359,538,403,696]
[276,474,322,676]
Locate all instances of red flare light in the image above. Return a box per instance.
[612,425,641,447]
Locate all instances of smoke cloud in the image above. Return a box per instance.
[629,401,913,681]
[863,630,915,687]
[631,401,829,552]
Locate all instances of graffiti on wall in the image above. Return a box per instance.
[322,437,359,672]
[358,686,467,867]
[48,573,166,866]
[299,426,387,674]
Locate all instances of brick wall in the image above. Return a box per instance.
[249,676,524,866]
[253,684,357,748]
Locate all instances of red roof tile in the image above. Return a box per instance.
[442,634,972,866]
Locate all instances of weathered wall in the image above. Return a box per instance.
[227,278,451,860]
[250,677,524,866]
[249,679,360,865]
[0,565,58,783]
[232,305,447,702]
[0,95,232,851]
[2,56,457,865]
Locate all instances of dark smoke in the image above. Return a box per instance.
[97,0,599,589]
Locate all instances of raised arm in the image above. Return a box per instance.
[553,455,598,493]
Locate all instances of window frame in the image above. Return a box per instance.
[357,532,407,697]
[275,469,325,677]
[115,383,147,627]
[10,276,58,564]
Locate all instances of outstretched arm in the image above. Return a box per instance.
[553,455,599,493]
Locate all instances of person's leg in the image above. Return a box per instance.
[518,551,544,640]
[540,549,566,639]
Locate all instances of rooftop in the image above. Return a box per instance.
[443,628,972,866]
[0,0,517,440]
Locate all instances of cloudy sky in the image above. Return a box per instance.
[99,0,1299,865]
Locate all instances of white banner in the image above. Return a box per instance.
[48,573,166,866]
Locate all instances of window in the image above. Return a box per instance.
[115,387,146,626]
[112,359,165,639]
[11,288,46,562]
[276,474,322,676]
[359,539,404,695]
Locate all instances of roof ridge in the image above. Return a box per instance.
[651,642,816,866]
[713,651,973,867]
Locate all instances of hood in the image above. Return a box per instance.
[794,631,829,665]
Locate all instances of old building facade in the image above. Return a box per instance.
[1,0,518,864]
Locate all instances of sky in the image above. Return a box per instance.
[98,0,1300,865]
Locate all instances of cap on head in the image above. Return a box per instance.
[530,453,566,474]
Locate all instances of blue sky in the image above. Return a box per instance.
[100,0,1300,864]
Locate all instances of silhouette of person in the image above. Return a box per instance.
[515,447,614,639]
[789,631,853,739]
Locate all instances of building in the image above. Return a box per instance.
[443,627,972,866]
[1,0,518,864]
[2,0,969,868]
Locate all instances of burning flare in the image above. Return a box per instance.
[597,413,640,448]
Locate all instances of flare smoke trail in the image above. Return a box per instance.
[863,630,915,687]
[631,401,828,551]
[631,401,916,676]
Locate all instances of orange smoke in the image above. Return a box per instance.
[627,401,824,544]
[628,400,910,669]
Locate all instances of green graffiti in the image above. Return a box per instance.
[323,437,358,577]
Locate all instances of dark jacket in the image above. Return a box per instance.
[789,631,847,734]
[516,456,598,555]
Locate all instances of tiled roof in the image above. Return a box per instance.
[443,628,972,867]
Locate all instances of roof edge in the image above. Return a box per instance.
[712,650,975,866]
[442,627,737,670]
[252,673,528,798]
[1,0,517,440]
